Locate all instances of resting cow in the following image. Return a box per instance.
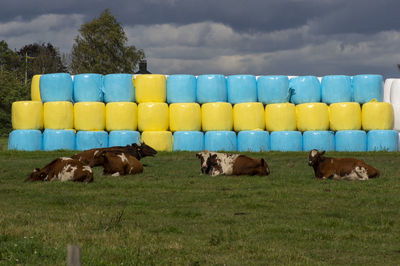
[102,151,144,176]
[71,142,157,167]
[26,157,94,183]
[308,149,379,180]
[196,151,270,176]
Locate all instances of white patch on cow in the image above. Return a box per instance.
[57,164,78,182]
[355,166,369,180]
[217,154,239,175]
[94,150,99,156]
[332,166,368,181]
[83,165,92,173]
[330,159,333,164]
[60,157,72,161]
[111,172,120,176]
[117,153,128,163]
[310,150,318,158]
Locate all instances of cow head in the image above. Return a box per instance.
[25,168,48,182]
[259,159,271,176]
[308,149,325,166]
[196,151,212,174]
[137,142,157,159]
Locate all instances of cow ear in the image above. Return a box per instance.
[261,158,266,165]
[196,153,201,158]
[320,150,326,156]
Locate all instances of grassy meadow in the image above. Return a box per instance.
[1,137,400,265]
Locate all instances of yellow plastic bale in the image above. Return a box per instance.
[362,101,394,130]
[74,102,105,131]
[233,102,265,131]
[296,103,329,131]
[12,101,43,130]
[31,75,41,101]
[329,102,361,131]
[201,102,233,131]
[43,101,73,129]
[106,102,138,131]
[169,103,201,132]
[138,102,169,131]
[265,103,297,131]
[141,131,173,151]
[135,74,166,103]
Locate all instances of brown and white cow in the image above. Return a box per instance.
[196,151,270,176]
[308,149,379,180]
[26,157,94,183]
[102,151,144,176]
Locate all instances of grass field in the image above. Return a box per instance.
[1,137,400,265]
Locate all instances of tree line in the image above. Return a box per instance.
[0,9,145,135]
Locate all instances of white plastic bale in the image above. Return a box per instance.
[390,79,400,105]
[383,78,395,103]
[392,103,400,131]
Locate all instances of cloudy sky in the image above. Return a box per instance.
[1,0,400,78]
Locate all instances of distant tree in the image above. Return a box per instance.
[70,9,145,74]
[0,40,21,73]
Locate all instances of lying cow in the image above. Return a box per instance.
[102,151,144,176]
[26,157,94,183]
[196,151,270,176]
[308,149,379,180]
[71,142,157,167]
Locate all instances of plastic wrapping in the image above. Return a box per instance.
[227,75,257,104]
[8,130,42,151]
[233,102,265,131]
[103,74,134,103]
[270,131,302,151]
[39,73,73,102]
[30,74,41,101]
[166,75,196,103]
[106,102,138,131]
[321,75,352,104]
[383,78,395,103]
[237,130,269,152]
[392,103,400,131]
[74,102,106,131]
[43,101,74,129]
[173,131,204,151]
[296,103,329,132]
[329,102,361,131]
[361,101,393,130]
[204,131,237,152]
[42,129,75,151]
[135,74,166,103]
[73,73,104,102]
[335,130,367,152]
[12,101,43,130]
[108,130,140,147]
[201,102,233,131]
[138,102,169,131]
[352,74,383,103]
[367,130,398,151]
[169,103,201,132]
[303,131,335,151]
[141,131,173,151]
[257,75,289,104]
[289,76,321,104]
[75,130,108,151]
[390,79,400,105]
[265,103,296,131]
[196,74,227,103]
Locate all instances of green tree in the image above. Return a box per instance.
[0,40,22,73]
[70,9,145,74]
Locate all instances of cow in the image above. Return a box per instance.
[196,151,270,176]
[71,142,157,167]
[308,149,380,180]
[25,157,94,183]
[102,151,144,176]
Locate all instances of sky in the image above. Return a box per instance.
[1,0,400,78]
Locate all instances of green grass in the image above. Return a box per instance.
[1,138,400,265]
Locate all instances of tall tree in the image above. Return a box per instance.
[70,9,145,74]
[0,40,22,73]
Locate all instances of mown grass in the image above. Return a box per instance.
[1,138,400,265]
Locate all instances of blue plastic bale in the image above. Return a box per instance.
[75,131,108,151]
[270,131,302,151]
[173,131,204,151]
[204,131,236,151]
[109,130,140,147]
[303,131,335,151]
[367,130,398,151]
[321,75,352,104]
[237,130,270,152]
[289,76,321,104]
[73,73,104,102]
[39,73,73,102]
[335,130,367,152]
[257,75,289,104]
[196,74,227,103]
[8,130,42,151]
[42,129,75,151]
[103,74,134,103]
[167,75,197,103]
[352,74,383,103]
[227,75,257,104]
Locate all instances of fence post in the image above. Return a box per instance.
[67,244,81,266]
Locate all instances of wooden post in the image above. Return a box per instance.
[67,245,81,266]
